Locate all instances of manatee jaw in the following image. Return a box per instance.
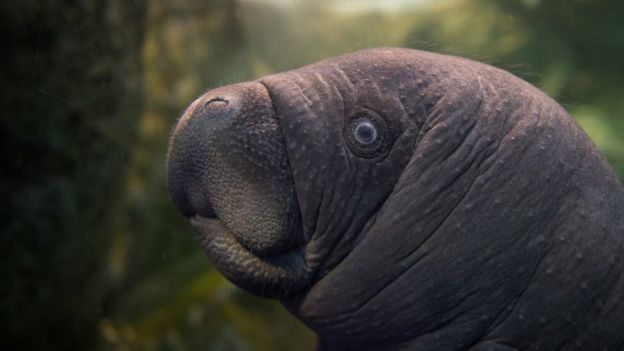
[167,82,311,298]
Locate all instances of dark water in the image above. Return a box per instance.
[2,0,623,350]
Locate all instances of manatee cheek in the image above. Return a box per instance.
[167,82,303,256]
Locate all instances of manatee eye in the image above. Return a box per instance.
[354,120,378,145]
[345,109,389,159]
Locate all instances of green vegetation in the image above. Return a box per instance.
[2,0,622,350]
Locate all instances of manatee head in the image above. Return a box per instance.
[167,48,624,350]
[167,51,422,300]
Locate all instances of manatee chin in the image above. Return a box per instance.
[167,81,311,299]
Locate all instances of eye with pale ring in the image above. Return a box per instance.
[345,110,388,158]
[353,120,378,145]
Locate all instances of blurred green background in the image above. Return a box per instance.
[2,0,622,350]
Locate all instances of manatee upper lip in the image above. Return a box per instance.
[190,213,247,254]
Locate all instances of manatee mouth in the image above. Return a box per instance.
[167,81,311,298]
[190,214,310,299]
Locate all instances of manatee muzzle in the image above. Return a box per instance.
[167,82,309,297]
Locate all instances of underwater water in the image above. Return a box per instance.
[3,0,623,350]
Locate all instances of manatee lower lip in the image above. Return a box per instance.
[190,215,311,299]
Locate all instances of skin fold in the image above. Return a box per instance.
[167,48,624,350]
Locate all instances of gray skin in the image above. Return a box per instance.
[167,48,624,350]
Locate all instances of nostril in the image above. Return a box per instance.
[205,97,228,109]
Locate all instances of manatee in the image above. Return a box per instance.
[167,48,624,350]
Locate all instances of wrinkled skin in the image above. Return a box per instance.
[167,48,624,350]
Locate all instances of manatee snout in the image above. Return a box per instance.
[167,82,303,258]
